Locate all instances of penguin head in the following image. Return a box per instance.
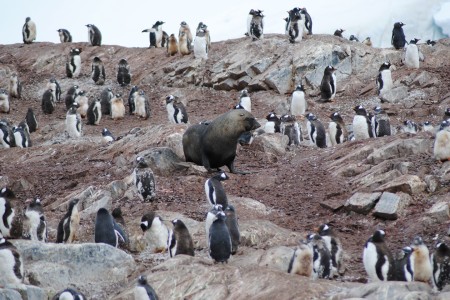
[214,211,226,221]
[410,38,420,44]
[0,187,16,199]
[280,114,295,122]
[166,95,175,104]
[439,121,449,131]
[318,224,331,236]
[118,58,128,66]
[137,275,148,285]
[217,171,229,181]
[353,105,367,116]
[172,219,187,230]
[349,35,358,41]
[306,113,317,121]
[25,17,31,22]
[324,65,336,74]
[364,37,371,42]
[435,241,450,253]
[394,22,405,28]
[295,84,304,92]
[402,246,413,255]
[234,104,245,110]
[379,62,391,71]
[403,120,418,131]
[93,56,101,63]
[68,198,80,210]
[138,90,145,96]
[112,207,123,219]
[330,112,343,122]
[266,112,279,122]
[135,156,149,168]
[426,40,436,46]
[140,213,156,231]
[373,106,383,114]
[225,204,235,213]
[372,230,386,242]
[240,89,249,98]
[411,236,425,247]
[213,204,223,212]
[180,21,187,26]
[423,121,431,126]
[444,108,450,116]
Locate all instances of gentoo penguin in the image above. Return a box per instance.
[286,8,302,43]
[41,88,55,114]
[165,95,188,124]
[24,197,47,242]
[422,121,434,132]
[13,121,32,148]
[0,188,18,237]
[205,204,223,248]
[65,85,80,110]
[291,84,307,116]
[264,112,281,133]
[320,66,337,101]
[280,114,302,146]
[128,85,139,115]
[328,112,348,146]
[334,29,345,37]
[352,105,373,140]
[161,31,169,48]
[434,121,450,162]
[391,22,406,49]
[224,205,240,255]
[168,219,195,257]
[134,275,159,300]
[431,241,450,291]
[426,39,436,46]
[66,48,82,78]
[362,37,372,47]
[248,9,264,41]
[91,56,106,85]
[22,17,36,44]
[394,246,414,281]
[204,171,229,209]
[86,98,102,125]
[0,120,15,148]
[0,89,10,113]
[110,94,125,120]
[52,288,86,300]
[410,236,433,283]
[135,90,150,119]
[306,113,327,148]
[47,78,62,103]
[288,240,313,277]
[25,108,38,133]
[300,8,313,35]
[9,73,21,99]
[0,233,24,286]
[209,211,232,263]
[140,212,171,253]
[237,89,251,113]
[57,29,72,43]
[402,120,418,134]
[307,234,332,279]
[317,224,343,277]
[196,22,211,49]
[178,21,193,55]
[94,208,125,247]
[405,38,420,69]
[74,90,89,118]
[66,104,82,138]
[194,24,208,59]
[100,87,113,115]
[102,128,115,143]
[371,106,391,137]
[133,156,156,202]
[56,198,80,243]
[363,229,394,281]
[167,34,178,56]
[349,35,359,42]
[117,59,131,86]
[111,208,128,249]
[86,24,102,46]
[376,62,393,95]
[142,21,165,48]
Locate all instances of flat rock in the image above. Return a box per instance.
[375,174,427,195]
[425,201,450,223]
[373,192,411,220]
[380,86,408,103]
[240,219,303,248]
[345,192,382,215]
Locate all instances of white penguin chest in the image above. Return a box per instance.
[239,97,251,113]
[405,45,420,68]
[353,116,370,140]
[166,103,176,123]
[194,37,208,59]
[380,70,393,91]
[291,91,306,115]
[363,243,381,281]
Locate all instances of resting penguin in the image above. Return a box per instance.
[328,112,348,145]
[352,105,373,140]
[140,212,171,253]
[263,112,281,133]
[280,114,302,146]
[135,90,150,120]
[307,234,332,279]
[371,106,391,137]
[66,48,82,78]
[9,73,21,99]
[405,38,420,69]
[205,171,229,208]
[22,17,36,44]
[248,9,264,41]
[237,89,251,113]
[205,204,223,248]
[166,95,188,124]
[100,87,113,115]
[363,229,394,281]
[306,113,327,148]
[24,197,47,242]
[134,275,159,300]
[286,8,302,43]
[334,29,344,37]
[142,21,165,48]
[102,128,115,143]
[427,40,437,46]
[178,21,193,55]
[56,199,80,243]
[94,208,125,247]
[133,156,156,202]
[300,8,313,35]
[431,241,450,291]
[391,22,406,49]
[52,288,86,300]
[362,37,373,47]
[128,86,139,115]
[167,34,178,56]
[434,121,450,162]
[86,98,102,125]
[288,239,313,277]
[25,108,38,133]
[0,233,24,286]
[66,104,82,138]
[376,62,393,95]
[394,246,414,281]
[0,89,10,113]
[86,24,102,46]
[209,211,232,263]
[57,29,72,43]
[168,219,194,257]
[111,94,126,120]
[410,236,433,283]
[91,56,106,85]
[224,205,240,255]
[320,66,337,101]
[290,84,306,116]
[117,59,131,86]
[41,88,55,114]
[182,109,260,174]
[317,224,343,277]
[194,24,209,59]
[65,85,80,110]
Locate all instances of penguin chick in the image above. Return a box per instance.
[41,89,55,114]
[111,94,126,120]
[288,240,313,277]
[9,73,22,99]
[56,199,80,243]
[224,205,240,255]
[307,234,332,279]
[91,56,106,85]
[328,112,348,145]
[133,156,156,202]
[167,34,178,56]
[249,9,264,41]
[204,171,229,209]
[74,90,88,118]
[205,204,223,248]
[141,212,171,253]
[57,29,72,43]
[117,59,131,86]
[135,90,151,120]
[94,208,125,248]
[65,85,80,110]
[134,275,159,300]
[168,219,194,257]
[100,87,114,115]
[24,197,47,242]
[25,107,38,133]
[166,95,188,124]
[434,121,450,162]
[264,112,281,133]
[371,106,391,137]
[237,89,251,113]
[394,246,414,281]
[86,24,102,46]
[178,21,193,55]
[86,98,102,125]
[320,66,337,101]
[280,114,302,146]
[47,78,61,103]
[209,211,232,263]
[363,230,394,281]
[0,89,10,113]
[362,37,372,47]
[391,22,406,49]
[376,62,393,95]
[431,241,450,291]
[410,236,433,283]
[22,17,36,44]
[66,104,82,138]
[0,233,24,286]
[317,224,343,277]
[306,113,327,148]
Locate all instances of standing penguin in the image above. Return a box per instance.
[307,234,332,279]
[205,171,229,209]
[264,112,281,133]
[24,197,47,242]
[0,120,15,148]
[0,233,24,286]
[135,90,150,120]
[288,240,313,277]
[56,199,80,243]
[66,104,82,138]
[363,230,394,281]
[0,89,10,113]
[140,212,171,253]
[196,22,211,49]
[0,188,19,238]
[205,204,223,248]
[237,89,251,113]
[405,38,420,69]
[25,108,38,133]
[300,8,313,35]
[371,106,391,137]
[86,24,102,46]
[167,34,178,56]
[13,122,32,148]
[52,288,86,300]
[142,21,165,48]
[168,219,195,257]
[431,241,450,291]
[394,246,414,281]
[178,21,193,55]
[66,48,82,78]
[22,17,36,44]
[248,9,264,41]
[86,98,102,125]
[57,29,72,43]
[165,95,188,124]
[290,84,307,116]
[362,37,372,47]
[376,62,393,95]
[209,211,232,263]
[100,87,113,115]
[286,8,302,43]
[41,89,55,114]
[194,25,208,59]
[352,105,373,140]
[320,66,337,102]
[306,113,327,148]
[133,156,156,202]
[128,85,139,115]
[224,205,240,255]
[317,224,343,277]
[410,236,433,283]
[402,120,419,134]
[47,78,62,103]
[391,22,406,49]
[74,90,89,118]
[280,114,302,146]
[9,73,21,99]
[433,121,450,162]
[328,112,348,146]
[110,94,126,120]
[65,85,80,110]
[334,29,345,37]
[91,56,106,85]
[111,207,129,249]
[134,275,159,300]
[117,59,131,86]
[94,208,125,247]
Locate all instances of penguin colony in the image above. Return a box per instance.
[0,8,448,299]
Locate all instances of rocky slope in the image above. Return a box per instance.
[0,34,450,299]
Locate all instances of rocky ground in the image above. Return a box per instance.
[1,34,450,299]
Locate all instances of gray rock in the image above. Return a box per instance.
[258,246,294,272]
[240,219,302,248]
[373,192,411,220]
[0,288,22,300]
[375,175,427,195]
[162,131,185,160]
[379,86,408,103]
[424,175,440,193]
[345,192,382,214]
[138,147,185,176]
[264,66,293,94]
[425,201,449,223]
[105,180,128,200]
[366,139,431,165]
[80,189,113,217]
[252,133,289,161]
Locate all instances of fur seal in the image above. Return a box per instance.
[182,109,260,174]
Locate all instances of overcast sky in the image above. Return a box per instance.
[1,0,448,48]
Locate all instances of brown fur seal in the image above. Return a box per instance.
[182,109,260,174]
